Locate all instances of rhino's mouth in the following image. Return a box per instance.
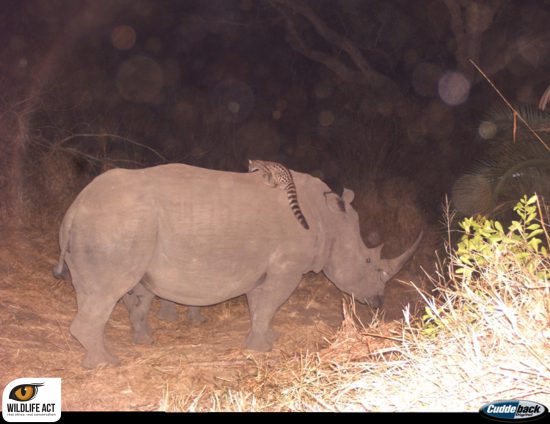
[363,295,384,308]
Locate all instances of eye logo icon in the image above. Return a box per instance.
[3,378,61,422]
[9,384,44,402]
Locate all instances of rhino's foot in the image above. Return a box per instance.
[133,330,153,345]
[81,351,120,369]
[156,301,179,322]
[245,330,278,352]
[187,307,206,325]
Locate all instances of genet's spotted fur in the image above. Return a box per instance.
[248,159,309,230]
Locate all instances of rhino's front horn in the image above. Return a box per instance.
[380,232,423,280]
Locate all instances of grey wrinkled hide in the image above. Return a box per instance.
[52,261,202,329]
[55,163,421,368]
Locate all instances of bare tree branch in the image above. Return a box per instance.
[275,4,362,83]
[443,0,502,81]
[444,0,469,72]
[269,0,408,106]
[274,0,372,78]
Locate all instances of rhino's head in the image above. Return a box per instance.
[322,188,422,308]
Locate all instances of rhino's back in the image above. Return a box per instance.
[142,164,312,258]
[71,163,316,262]
[86,163,249,195]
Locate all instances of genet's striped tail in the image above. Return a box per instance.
[286,185,309,230]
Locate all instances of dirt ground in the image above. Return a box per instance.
[0,227,421,411]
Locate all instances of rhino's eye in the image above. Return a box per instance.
[9,384,43,402]
[366,257,371,263]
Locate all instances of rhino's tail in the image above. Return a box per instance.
[53,185,89,280]
[53,210,73,280]
[52,261,69,280]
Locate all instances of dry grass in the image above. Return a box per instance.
[2,208,547,412]
[3,130,548,411]
[160,207,550,412]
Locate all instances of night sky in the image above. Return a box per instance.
[2,0,550,227]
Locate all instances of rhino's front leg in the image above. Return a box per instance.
[245,272,302,352]
[157,301,206,324]
[187,306,206,324]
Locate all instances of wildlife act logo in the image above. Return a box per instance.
[480,400,548,422]
[2,378,61,422]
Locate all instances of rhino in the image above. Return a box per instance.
[156,300,205,324]
[54,163,421,368]
[55,262,205,325]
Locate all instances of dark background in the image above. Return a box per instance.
[2,2,550,410]
[1,0,549,245]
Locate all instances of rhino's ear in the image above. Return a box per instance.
[325,191,346,213]
[342,188,355,204]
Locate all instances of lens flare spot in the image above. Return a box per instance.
[318,110,335,127]
[111,25,136,51]
[228,101,240,114]
[209,80,255,123]
[438,71,470,106]
[478,121,497,139]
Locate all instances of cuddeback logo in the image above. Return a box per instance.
[480,400,548,422]
[2,378,61,422]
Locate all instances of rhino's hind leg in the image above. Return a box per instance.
[69,263,148,368]
[70,291,122,369]
[123,283,155,344]
[245,272,301,352]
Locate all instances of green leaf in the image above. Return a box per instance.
[488,235,502,245]
[509,221,522,232]
[527,194,538,205]
[529,238,542,250]
[527,229,544,239]
[455,267,472,275]
[459,218,472,232]
[508,234,522,243]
